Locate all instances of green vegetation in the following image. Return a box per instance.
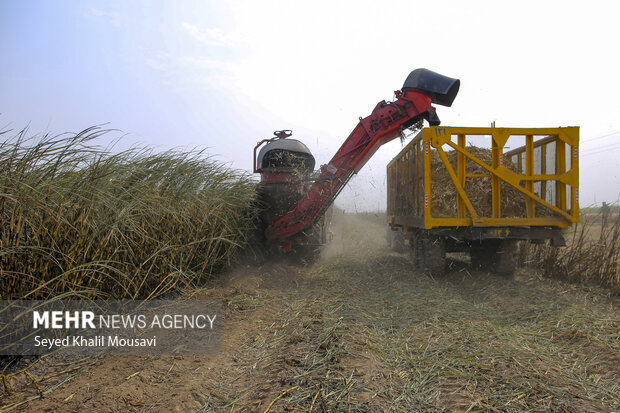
[0,126,258,300]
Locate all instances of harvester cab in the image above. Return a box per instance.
[253,68,460,257]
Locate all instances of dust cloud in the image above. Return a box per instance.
[320,210,388,260]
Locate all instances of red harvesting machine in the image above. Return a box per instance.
[253,68,460,258]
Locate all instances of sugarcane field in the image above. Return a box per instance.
[1,2,619,412]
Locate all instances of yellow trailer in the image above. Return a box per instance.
[387,126,579,276]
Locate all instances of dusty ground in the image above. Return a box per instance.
[1,212,619,412]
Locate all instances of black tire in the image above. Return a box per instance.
[387,226,407,253]
[391,229,407,253]
[421,236,446,276]
[470,240,517,277]
[294,244,321,265]
[495,240,518,277]
[293,216,328,264]
[470,243,492,271]
[409,232,422,269]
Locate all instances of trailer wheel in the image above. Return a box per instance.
[470,244,492,271]
[409,232,423,269]
[494,240,518,277]
[390,228,407,253]
[470,240,518,277]
[421,236,445,276]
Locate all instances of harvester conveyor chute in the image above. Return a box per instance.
[264,68,460,242]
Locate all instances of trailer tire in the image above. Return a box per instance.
[421,236,445,276]
[495,240,518,277]
[470,240,517,277]
[390,229,407,253]
[470,244,492,271]
[409,232,423,269]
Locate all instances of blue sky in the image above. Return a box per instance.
[0,1,247,150]
[1,0,620,210]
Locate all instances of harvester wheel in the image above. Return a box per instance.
[295,244,321,265]
[421,236,445,276]
[292,215,329,265]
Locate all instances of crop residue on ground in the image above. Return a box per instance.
[2,213,618,412]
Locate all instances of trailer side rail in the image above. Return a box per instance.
[387,126,579,229]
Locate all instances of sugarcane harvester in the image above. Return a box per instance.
[253,69,460,256]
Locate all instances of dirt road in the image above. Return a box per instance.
[2,213,619,412]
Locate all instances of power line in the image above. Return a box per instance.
[581,145,620,157]
[580,130,620,145]
[580,141,620,154]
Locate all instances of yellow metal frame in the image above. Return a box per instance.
[416,126,579,229]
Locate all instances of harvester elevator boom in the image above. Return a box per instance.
[264,68,460,241]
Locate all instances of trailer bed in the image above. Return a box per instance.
[386,126,579,275]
